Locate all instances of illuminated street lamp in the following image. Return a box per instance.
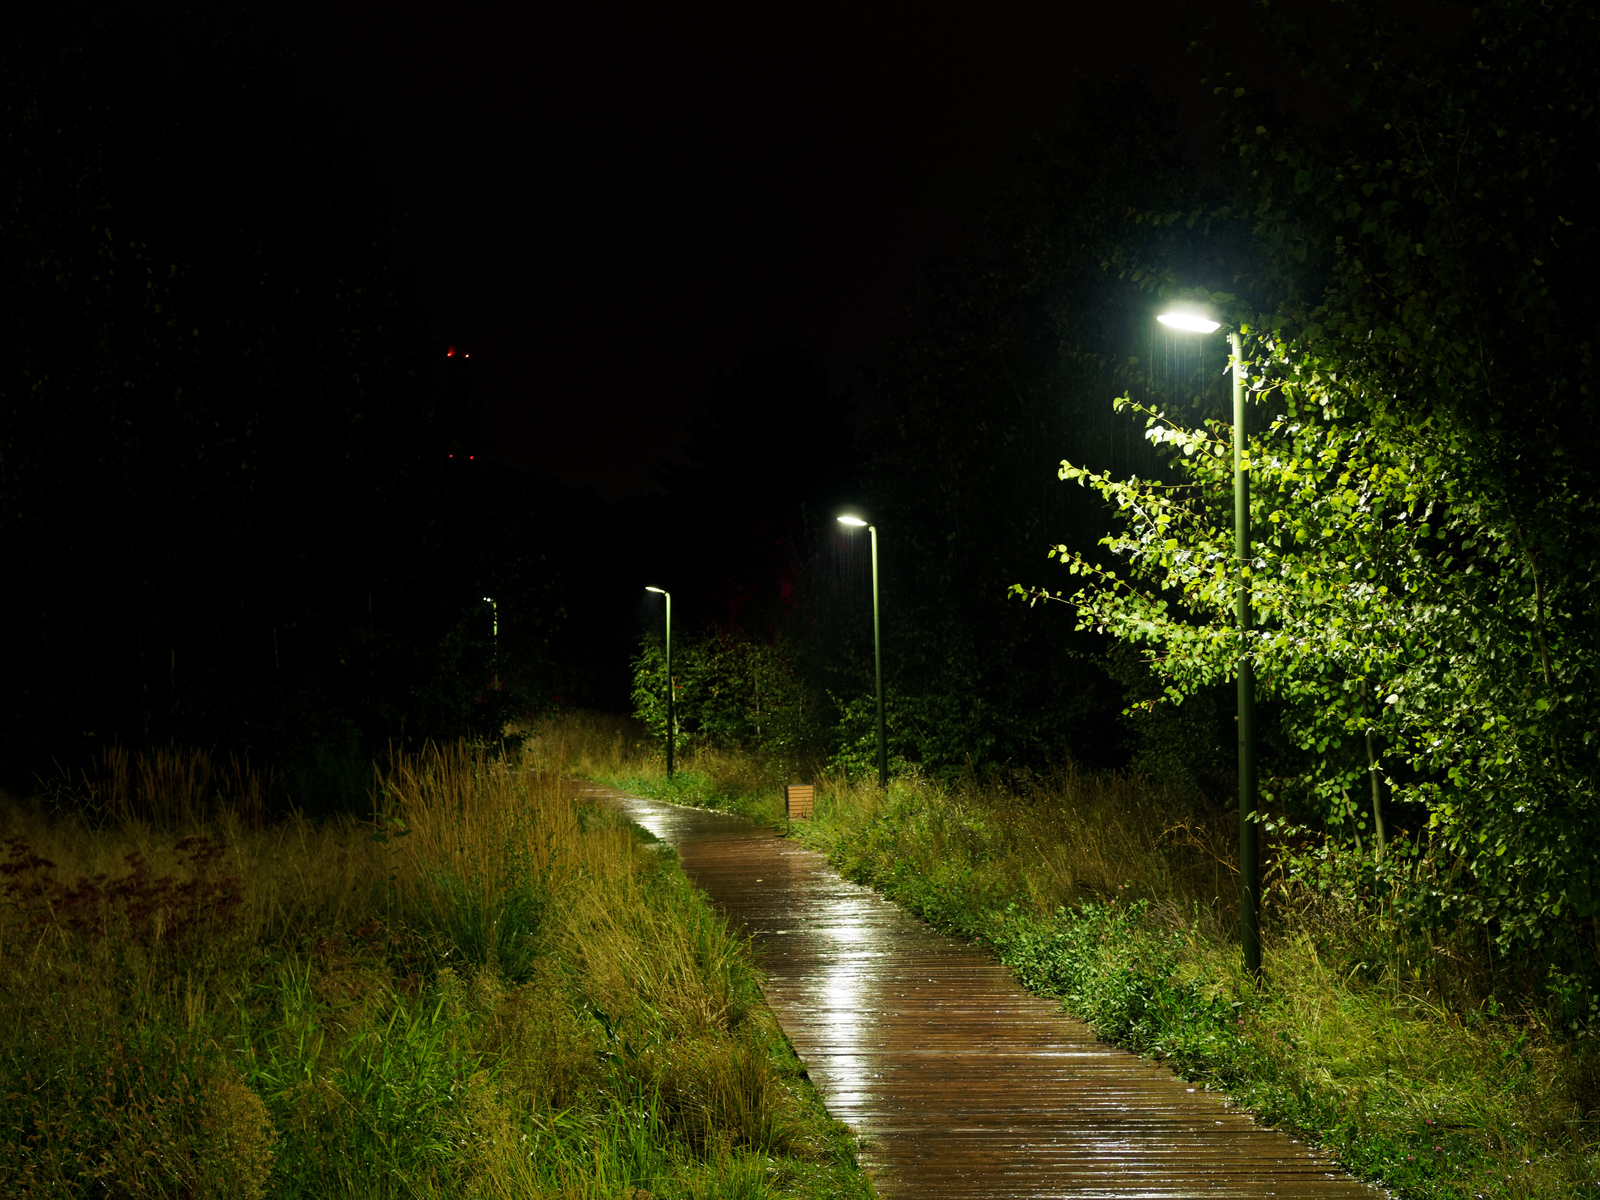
[645,586,674,778]
[1157,306,1260,977]
[483,596,498,689]
[837,514,887,788]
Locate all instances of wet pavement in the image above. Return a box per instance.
[586,786,1381,1199]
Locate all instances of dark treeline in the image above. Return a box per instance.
[639,81,1256,783]
[0,4,645,800]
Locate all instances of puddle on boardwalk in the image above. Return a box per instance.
[587,787,1382,1199]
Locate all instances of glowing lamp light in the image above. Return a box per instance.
[837,515,868,527]
[447,346,456,357]
[645,586,666,594]
[1157,311,1222,334]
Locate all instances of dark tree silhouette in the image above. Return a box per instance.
[0,4,509,789]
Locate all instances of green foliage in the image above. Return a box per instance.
[1027,322,1600,968]
[824,691,900,782]
[801,766,1600,1199]
[991,902,1590,1200]
[993,0,1600,981]
[248,965,471,1194]
[632,629,817,768]
[412,845,555,987]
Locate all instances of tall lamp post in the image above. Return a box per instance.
[1157,308,1260,976]
[483,596,498,690]
[645,586,674,779]
[837,515,886,788]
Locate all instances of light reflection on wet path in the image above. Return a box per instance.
[587,787,1380,1199]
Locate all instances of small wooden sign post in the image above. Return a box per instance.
[784,784,814,821]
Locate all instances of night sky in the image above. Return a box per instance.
[291,1,1246,500]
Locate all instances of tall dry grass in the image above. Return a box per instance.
[0,741,868,1200]
[516,709,654,779]
[41,743,273,828]
[815,762,1238,925]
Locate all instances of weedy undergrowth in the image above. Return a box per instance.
[528,712,788,826]
[801,769,1600,1200]
[531,708,1600,1199]
[0,741,870,1200]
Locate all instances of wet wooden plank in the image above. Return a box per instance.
[586,787,1382,1199]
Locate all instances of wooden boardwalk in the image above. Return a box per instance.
[588,787,1381,1199]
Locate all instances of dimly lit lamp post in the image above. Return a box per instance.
[837,515,887,788]
[645,586,674,779]
[484,596,498,690]
[1156,307,1260,977]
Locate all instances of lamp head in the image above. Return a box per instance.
[645,586,666,595]
[1157,309,1222,334]
[837,514,868,528]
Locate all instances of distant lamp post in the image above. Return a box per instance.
[483,596,498,689]
[1157,306,1259,976]
[645,586,674,779]
[837,515,887,788]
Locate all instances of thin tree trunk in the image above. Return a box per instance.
[1342,787,1365,854]
[1360,679,1386,859]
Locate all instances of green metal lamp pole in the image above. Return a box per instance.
[1158,311,1260,976]
[646,586,673,778]
[483,596,498,690]
[1228,328,1261,977]
[838,516,887,788]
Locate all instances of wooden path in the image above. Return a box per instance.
[587,787,1381,1199]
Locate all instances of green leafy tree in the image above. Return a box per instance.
[631,629,815,767]
[1003,0,1598,987]
[1025,317,1600,964]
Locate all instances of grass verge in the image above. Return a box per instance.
[536,710,1600,1200]
[522,713,788,828]
[0,740,872,1200]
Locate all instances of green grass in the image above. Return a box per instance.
[518,711,790,826]
[801,773,1600,1200]
[532,711,1600,1200]
[0,742,873,1200]
[607,763,785,826]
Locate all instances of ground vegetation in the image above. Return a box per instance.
[0,741,870,1199]
[550,710,1600,1198]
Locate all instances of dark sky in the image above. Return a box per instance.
[298,2,1247,500]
